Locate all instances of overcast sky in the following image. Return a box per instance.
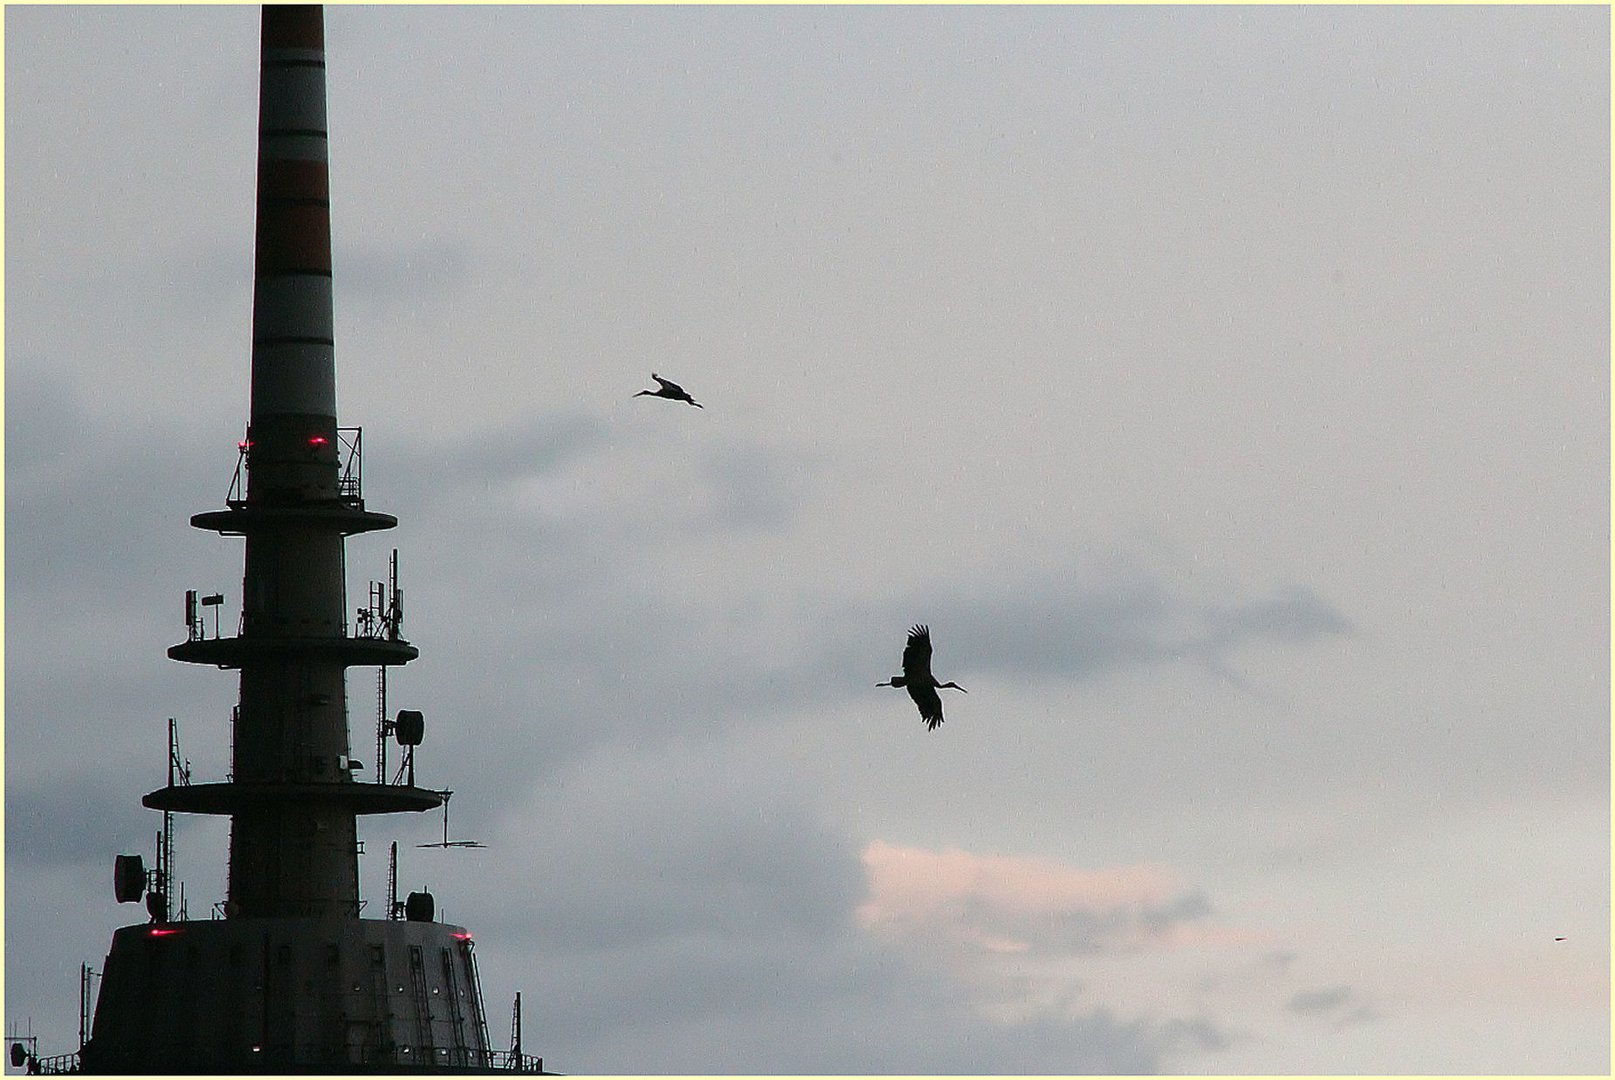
[5,4,1609,1074]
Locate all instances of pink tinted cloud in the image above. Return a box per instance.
[858,840,1239,956]
[859,840,1178,922]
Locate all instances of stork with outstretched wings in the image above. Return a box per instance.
[878,624,967,731]
[634,373,703,408]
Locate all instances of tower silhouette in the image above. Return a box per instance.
[68,7,541,1072]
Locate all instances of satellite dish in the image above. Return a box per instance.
[404,891,435,922]
[114,854,146,903]
[395,710,424,747]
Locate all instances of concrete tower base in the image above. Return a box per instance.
[81,917,509,1073]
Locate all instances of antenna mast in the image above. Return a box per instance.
[75,9,532,1071]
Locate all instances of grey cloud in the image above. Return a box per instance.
[698,443,813,533]
[324,423,851,795]
[1287,984,1352,1014]
[893,570,1352,685]
[1341,1004,1379,1026]
[4,369,247,788]
[1158,1015,1230,1054]
[6,447,220,613]
[4,782,155,870]
[1286,983,1380,1026]
[338,484,1358,829]
[335,235,472,310]
[357,413,1351,788]
[375,414,820,540]
[452,742,1225,1074]
[521,949,1192,1073]
[4,366,81,475]
[941,888,1215,958]
[1140,888,1214,932]
[414,411,609,489]
[1260,949,1299,973]
[1198,585,1354,650]
[473,751,863,952]
[4,368,241,609]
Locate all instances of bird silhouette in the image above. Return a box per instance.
[878,624,966,731]
[634,373,703,408]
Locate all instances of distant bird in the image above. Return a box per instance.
[634,373,703,408]
[1555,937,1566,941]
[878,624,967,731]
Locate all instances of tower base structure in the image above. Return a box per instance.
[81,917,532,1073]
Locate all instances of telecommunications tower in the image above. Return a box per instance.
[16,7,544,1072]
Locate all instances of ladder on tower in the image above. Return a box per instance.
[440,948,470,1066]
[374,667,387,786]
[366,951,392,1067]
[407,946,432,1057]
[461,938,493,1068]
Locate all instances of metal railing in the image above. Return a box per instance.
[36,1045,545,1074]
[224,426,365,507]
[28,1051,79,1074]
[337,427,363,504]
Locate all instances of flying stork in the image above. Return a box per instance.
[877,624,967,731]
[634,373,703,408]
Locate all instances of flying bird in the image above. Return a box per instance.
[878,623,966,731]
[634,373,703,408]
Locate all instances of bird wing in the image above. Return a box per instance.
[908,682,944,730]
[901,624,933,684]
[653,374,682,393]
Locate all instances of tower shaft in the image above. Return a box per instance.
[156,7,428,857]
[231,4,356,920]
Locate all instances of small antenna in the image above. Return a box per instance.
[154,718,191,924]
[388,549,402,641]
[387,841,403,920]
[78,965,101,1053]
[416,790,485,849]
[511,992,522,1061]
